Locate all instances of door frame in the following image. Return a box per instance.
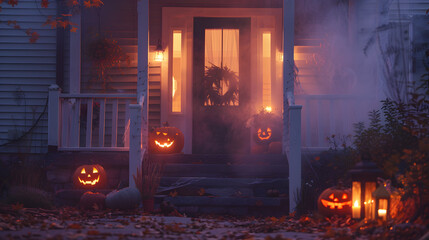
[161,7,282,154]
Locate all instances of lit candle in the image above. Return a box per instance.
[378,209,387,220]
[352,200,360,218]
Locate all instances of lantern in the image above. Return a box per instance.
[154,40,164,62]
[73,164,107,189]
[349,153,382,219]
[372,185,391,221]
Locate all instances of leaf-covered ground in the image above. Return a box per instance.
[0,206,427,240]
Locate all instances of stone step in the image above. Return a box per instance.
[151,154,286,165]
[162,163,288,178]
[158,177,288,197]
[161,196,289,216]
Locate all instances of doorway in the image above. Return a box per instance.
[192,17,251,154]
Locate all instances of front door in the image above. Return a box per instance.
[193,17,251,154]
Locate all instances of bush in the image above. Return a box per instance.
[5,186,53,209]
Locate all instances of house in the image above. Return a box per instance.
[1,0,428,213]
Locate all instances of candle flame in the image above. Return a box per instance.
[353,200,359,207]
[378,209,387,214]
[265,106,272,112]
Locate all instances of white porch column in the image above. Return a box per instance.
[137,0,149,150]
[48,84,60,151]
[129,104,142,188]
[288,105,302,213]
[130,0,149,188]
[282,0,295,156]
[283,0,301,213]
[69,12,81,94]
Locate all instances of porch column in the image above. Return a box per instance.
[283,0,301,213]
[129,104,142,188]
[137,0,149,150]
[48,84,60,152]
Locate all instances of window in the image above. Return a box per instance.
[172,30,182,112]
[204,29,240,106]
[262,32,272,109]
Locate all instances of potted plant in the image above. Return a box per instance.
[133,152,164,212]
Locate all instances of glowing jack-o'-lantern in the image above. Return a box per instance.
[318,187,352,216]
[73,164,106,189]
[257,127,272,141]
[149,126,184,154]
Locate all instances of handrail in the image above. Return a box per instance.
[60,93,136,98]
[295,94,375,100]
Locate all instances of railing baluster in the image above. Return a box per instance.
[99,99,105,147]
[124,100,130,148]
[86,99,93,147]
[70,99,80,147]
[61,99,69,147]
[111,99,118,147]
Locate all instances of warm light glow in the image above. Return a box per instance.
[352,181,361,219]
[205,29,239,106]
[172,30,182,112]
[378,209,386,215]
[155,140,174,148]
[81,168,86,174]
[378,199,388,220]
[265,106,272,112]
[365,182,376,219]
[262,32,272,109]
[78,176,100,186]
[154,50,164,62]
[353,200,359,207]
[93,167,98,173]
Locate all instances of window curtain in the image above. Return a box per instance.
[204,29,239,105]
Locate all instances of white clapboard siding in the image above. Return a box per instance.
[0,0,57,153]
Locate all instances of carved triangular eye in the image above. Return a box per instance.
[329,193,334,199]
[93,167,98,173]
[156,132,160,135]
[267,128,272,133]
[81,168,86,174]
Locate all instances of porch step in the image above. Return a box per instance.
[160,196,289,217]
[156,154,289,216]
[152,154,285,165]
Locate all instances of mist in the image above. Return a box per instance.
[295,0,391,148]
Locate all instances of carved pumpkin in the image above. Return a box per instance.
[257,127,272,141]
[149,126,184,154]
[72,164,106,189]
[318,187,352,216]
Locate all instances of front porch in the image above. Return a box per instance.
[47,0,303,213]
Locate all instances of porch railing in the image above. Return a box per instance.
[295,94,378,149]
[48,86,137,151]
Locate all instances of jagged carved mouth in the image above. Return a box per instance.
[155,140,174,148]
[78,176,100,185]
[321,199,351,209]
